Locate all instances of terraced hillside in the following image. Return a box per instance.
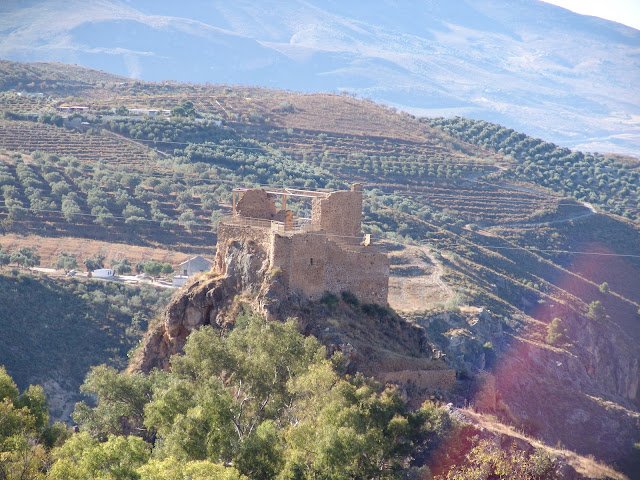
[0,61,639,474]
[426,117,640,221]
[0,119,154,165]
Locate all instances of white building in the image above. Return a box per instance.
[172,275,189,287]
[92,268,115,278]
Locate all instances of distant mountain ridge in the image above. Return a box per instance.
[0,0,639,155]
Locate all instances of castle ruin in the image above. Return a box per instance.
[214,184,389,305]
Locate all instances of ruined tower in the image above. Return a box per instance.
[215,184,389,305]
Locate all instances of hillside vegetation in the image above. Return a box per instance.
[0,61,639,476]
[0,315,615,480]
[426,117,640,220]
[0,271,171,419]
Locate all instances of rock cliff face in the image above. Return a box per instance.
[131,238,284,372]
[417,306,640,469]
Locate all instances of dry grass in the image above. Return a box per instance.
[461,409,629,480]
[388,244,453,313]
[0,234,195,268]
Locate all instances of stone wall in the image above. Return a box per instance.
[286,234,329,299]
[324,243,389,305]
[311,186,362,237]
[236,189,277,219]
[271,231,389,305]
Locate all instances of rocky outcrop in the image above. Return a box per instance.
[129,235,637,475]
[130,239,276,372]
[130,238,444,386]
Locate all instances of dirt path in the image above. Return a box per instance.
[388,243,454,313]
[490,201,597,229]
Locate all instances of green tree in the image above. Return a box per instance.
[73,366,154,441]
[141,261,163,279]
[111,258,132,275]
[10,247,40,269]
[598,282,610,294]
[171,101,196,118]
[84,254,105,272]
[7,204,28,221]
[61,197,82,223]
[144,314,441,479]
[137,457,246,480]
[0,247,10,267]
[0,366,68,480]
[545,318,567,346]
[280,366,442,479]
[587,300,606,322]
[443,439,556,479]
[178,209,196,232]
[94,208,116,227]
[70,314,454,479]
[48,433,150,480]
[122,203,146,222]
[56,252,78,272]
[0,367,19,402]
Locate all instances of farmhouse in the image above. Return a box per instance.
[178,255,213,277]
[173,255,214,287]
[215,184,389,305]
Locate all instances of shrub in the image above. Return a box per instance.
[341,290,359,306]
[84,254,105,272]
[0,248,10,267]
[171,101,196,118]
[56,252,78,272]
[161,263,173,274]
[361,303,388,318]
[111,258,132,275]
[320,292,339,308]
[545,318,566,346]
[444,439,557,479]
[137,261,172,278]
[278,101,296,113]
[587,301,606,322]
[61,197,82,222]
[123,203,145,219]
[10,247,40,269]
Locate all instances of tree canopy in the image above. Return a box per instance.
[0,313,565,479]
[68,313,451,479]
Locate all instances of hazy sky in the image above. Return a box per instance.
[542,0,640,30]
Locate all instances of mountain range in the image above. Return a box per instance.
[0,0,639,155]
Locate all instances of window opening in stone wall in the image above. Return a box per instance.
[310,258,313,266]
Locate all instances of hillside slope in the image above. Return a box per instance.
[0,0,639,154]
[0,62,638,475]
[0,272,171,420]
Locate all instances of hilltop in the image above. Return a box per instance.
[0,60,638,476]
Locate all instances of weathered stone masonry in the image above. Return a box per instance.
[215,184,389,305]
